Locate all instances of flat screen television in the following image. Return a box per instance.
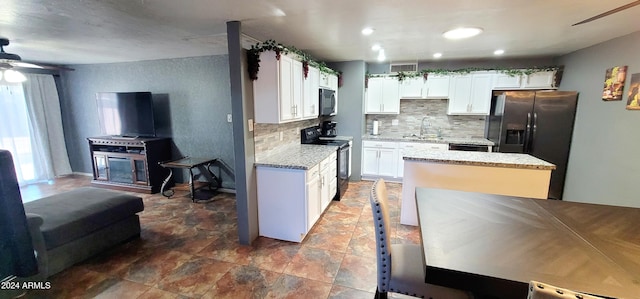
[96,92,156,138]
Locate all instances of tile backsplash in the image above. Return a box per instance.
[365,99,486,138]
[254,119,320,160]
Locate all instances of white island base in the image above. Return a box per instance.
[400,156,553,226]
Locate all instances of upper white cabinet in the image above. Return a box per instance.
[302,66,320,119]
[424,75,450,98]
[253,52,303,123]
[522,71,556,89]
[399,77,424,98]
[366,77,400,114]
[493,73,523,89]
[447,72,493,115]
[493,70,556,90]
[399,75,451,99]
[253,52,340,123]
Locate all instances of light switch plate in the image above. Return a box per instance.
[248,119,254,132]
[227,113,232,122]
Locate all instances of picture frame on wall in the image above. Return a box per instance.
[626,73,640,110]
[602,65,627,101]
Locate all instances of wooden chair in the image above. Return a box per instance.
[527,281,605,299]
[369,179,471,299]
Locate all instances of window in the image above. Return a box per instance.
[0,84,37,183]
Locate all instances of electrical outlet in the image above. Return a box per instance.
[392,119,399,126]
[279,131,284,141]
[227,113,232,122]
[248,119,254,132]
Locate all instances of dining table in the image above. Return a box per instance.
[415,187,640,299]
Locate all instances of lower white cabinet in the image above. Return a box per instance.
[320,154,337,211]
[306,164,322,230]
[256,152,336,242]
[397,142,448,178]
[362,141,398,178]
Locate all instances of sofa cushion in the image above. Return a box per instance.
[23,187,143,250]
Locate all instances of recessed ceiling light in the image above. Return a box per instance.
[442,27,483,40]
[362,27,375,36]
[494,49,505,55]
[433,53,443,58]
[377,49,386,62]
[371,44,381,51]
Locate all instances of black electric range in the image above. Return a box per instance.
[300,126,350,200]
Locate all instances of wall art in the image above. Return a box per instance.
[626,73,640,110]
[602,65,627,101]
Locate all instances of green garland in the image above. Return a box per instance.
[366,66,562,82]
[247,39,339,81]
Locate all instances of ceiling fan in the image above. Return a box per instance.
[0,38,46,69]
[0,38,71,83]
[572,0,640,26]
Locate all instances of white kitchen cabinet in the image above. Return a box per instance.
[522,71,556,89]
[306,164,321,230]
[319,72,330,88]
[493,70,556,90]
[424,74,450,98]
[366,77,400,114]
[253,52,303,123]
[400,77,424,98]
[397,142,448,178]
[302,66,320,119]
[493,73,522,89]
[320,152,337,211]
[256,152,336,243]
[447,72,493,115]
[361,140,398,178]
[328,74,339,114]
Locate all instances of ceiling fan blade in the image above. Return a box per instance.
[572,0,640,26]
[10,61,44,69]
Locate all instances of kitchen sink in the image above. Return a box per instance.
[402,134,443,140]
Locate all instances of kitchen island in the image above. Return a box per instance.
[400,150,556,225]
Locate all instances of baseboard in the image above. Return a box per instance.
[218,188,236,194]
[70,172,93,177]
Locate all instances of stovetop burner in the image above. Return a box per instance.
[301,126,349,148]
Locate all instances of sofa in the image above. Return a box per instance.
[0,149,144,280]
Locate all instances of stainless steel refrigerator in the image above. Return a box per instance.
[485,91,578,200]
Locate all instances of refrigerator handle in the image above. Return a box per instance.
[524,112,532,153]
[531,112,538,152]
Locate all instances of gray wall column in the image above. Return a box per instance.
[328,61,366,180]
[227,21,258,244]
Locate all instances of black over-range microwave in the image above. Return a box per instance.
[319,88,336,116]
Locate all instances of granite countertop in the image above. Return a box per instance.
[319,135,354,141]
[362,134,494,146]
[403,150,556,170]
[254,144,338,170]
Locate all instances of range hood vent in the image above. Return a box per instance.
[390,62,418,73]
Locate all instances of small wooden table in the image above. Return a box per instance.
[415,187,640,298]
[159,157,221,202]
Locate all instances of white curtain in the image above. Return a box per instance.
[21,74,72,182]
[0,84,33,182]
[0,75,72,184]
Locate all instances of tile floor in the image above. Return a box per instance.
[19,175,421,299]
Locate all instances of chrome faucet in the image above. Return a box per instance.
[420,117,430,137]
